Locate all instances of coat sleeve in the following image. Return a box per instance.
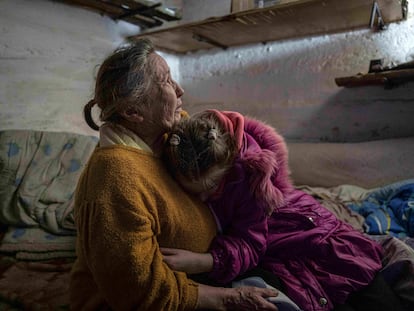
[75,173,198,311]
[207,174,269,284]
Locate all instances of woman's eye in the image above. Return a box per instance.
[159,77,172,85]
[155,74,171,84]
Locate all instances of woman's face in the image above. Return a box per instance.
[147,53,184,132]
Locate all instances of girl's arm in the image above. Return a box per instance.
[161,247,214,274]
[208,192,269,284]
[161,189,269,284]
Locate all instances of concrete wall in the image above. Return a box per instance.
[179,1,414,142]
[0,0,413,144]
[0,0,179,136]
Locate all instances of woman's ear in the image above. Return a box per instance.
[120,108,144,123]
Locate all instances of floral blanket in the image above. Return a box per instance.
[0,130,97,310]
[0,130,97,236]
[0,130,96,260]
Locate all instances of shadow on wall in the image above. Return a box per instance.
[180,28,414,143]
[287,82,414,143]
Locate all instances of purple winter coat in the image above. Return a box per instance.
[206,116,383,311]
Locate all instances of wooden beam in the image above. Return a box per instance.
[335,69,414,88]
[128,0,406,53]
[57,0,175,29]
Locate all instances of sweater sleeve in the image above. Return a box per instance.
[207,179,269,284]
[75,169,198,311]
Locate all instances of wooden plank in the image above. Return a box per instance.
[59,0,126,17]
[335,69,414,88]
[128,0,405,53]
[60,0,150,12]
[58,0,176,28]
[144,28,214,54]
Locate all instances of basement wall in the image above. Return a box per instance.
[0,0,413,143]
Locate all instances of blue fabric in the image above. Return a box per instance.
[348,179,414,237]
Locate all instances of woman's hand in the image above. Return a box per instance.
[224,286,279,310]
[160,247,213,274]
[197,283,279,311]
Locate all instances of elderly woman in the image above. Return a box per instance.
[69,39,278,311]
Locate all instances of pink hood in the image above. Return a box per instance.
[239,116,294,215]
[206,110,293,215]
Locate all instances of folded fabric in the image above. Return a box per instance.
[0,226,76,260]
[371,235,414,310]
[0,256,72,310]
[348,179,414,237]
[0,130,97,235]
[298,184,367,232]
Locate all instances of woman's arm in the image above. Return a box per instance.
[78,198,200,310]
[157,249,280,310]
[81,199,278,311]
[75,157,203,311]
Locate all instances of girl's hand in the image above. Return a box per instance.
[160,247,213,274]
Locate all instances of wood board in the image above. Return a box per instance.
[128,0,406,53]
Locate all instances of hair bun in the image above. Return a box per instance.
[169,134,181,146]
[208,128,218,140]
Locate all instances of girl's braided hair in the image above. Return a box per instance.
[164,111,238,181]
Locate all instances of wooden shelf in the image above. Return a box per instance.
[335,68,414,88]
[128,0,407,54]
[58,0,181,29]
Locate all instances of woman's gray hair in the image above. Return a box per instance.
[84,38,156,130]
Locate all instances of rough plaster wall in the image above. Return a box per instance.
[0,0,179,136]
[179,2,414,142]
[0,0,412,143]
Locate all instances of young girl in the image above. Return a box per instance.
[162,109,406,311]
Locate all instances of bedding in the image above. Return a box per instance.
[0,129,413,310]
[0,130,96,310]
[348,181,414,238]
[0,130,98,234]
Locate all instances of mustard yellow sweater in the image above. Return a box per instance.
[70,145,217,311]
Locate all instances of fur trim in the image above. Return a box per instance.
[241,116,293,215]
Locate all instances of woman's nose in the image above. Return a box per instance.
[175,81,184,97]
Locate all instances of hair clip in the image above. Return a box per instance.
[169,134,181,146]
[208,128,218,140]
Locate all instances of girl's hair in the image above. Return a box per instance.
[84,38,155,130]
[164,111,238,181]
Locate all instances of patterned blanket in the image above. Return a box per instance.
[0,130,97,234]
[0,130,97,260]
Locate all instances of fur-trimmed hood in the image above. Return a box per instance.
[238,116,293,215]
